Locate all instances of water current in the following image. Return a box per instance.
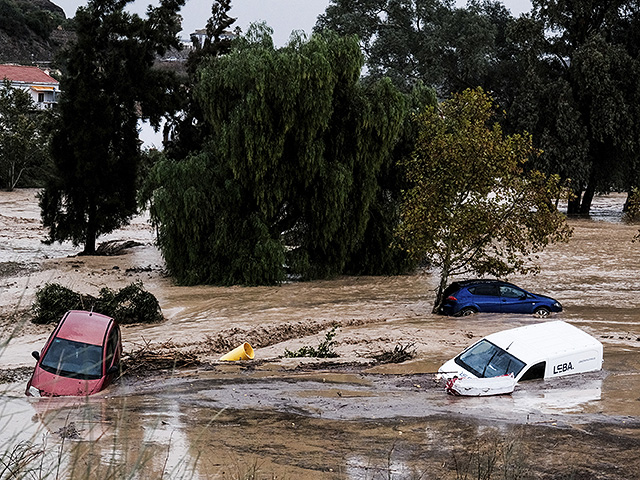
[1,190,639,479]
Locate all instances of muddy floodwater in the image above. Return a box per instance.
[1,189,640,479]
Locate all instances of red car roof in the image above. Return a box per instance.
[56,310,114,345]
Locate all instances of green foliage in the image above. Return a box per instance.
[146,29,409,285]
[316,0,516,96]
[0,0,65,40]
[95,282,164,324]
[164,1,237,161]
[396,88,573,310]
[506,0,640,214]
[40,0,185,254]
[32,283,87,324]
[626,188,640,242]
[319,0,640,216]
[626,188,640,222]
[284,327,339,358]
[0,80,51,190]
[346,81,438,275]
[31,281,163,325]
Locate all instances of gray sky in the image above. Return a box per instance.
[55,0,533,47]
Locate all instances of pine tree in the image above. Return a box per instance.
[40,0,184,253]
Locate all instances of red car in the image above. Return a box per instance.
[26,310,122,397]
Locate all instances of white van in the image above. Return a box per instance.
[438,321,603,382]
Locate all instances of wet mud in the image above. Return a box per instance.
[1,190,640,479]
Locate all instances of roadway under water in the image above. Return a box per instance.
[1,190,639,479]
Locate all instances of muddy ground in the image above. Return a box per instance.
[1,189,640,479]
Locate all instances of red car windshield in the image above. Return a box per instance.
[40,338,103,380]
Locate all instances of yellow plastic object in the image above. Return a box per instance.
[219,342,255,361]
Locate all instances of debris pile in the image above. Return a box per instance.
[122,340,200,377]
[373,343,416,364]
[95,240,143,256]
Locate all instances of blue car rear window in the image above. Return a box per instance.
[468,285,498,296]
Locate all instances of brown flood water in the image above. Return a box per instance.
[1,190,640,479]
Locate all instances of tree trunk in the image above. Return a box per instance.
[432,271,449,314]
[567,189,582,215]
[83,203,97,255]
[83,229,96,255]
[580,180,596,215]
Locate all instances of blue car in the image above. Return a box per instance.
[439,280,562,317]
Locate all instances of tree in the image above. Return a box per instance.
[163,0,238,162]
[315,0,516,96]
[506,0,640,214]
[396,88,572,311]
[40,0,185,254]
[0,80,50,190]
[144,27,408,285]
[346,80,438,275]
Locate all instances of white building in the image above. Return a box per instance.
[0,64,60,110]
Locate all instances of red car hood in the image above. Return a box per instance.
[27,366,105,397]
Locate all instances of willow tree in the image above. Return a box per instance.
[396,88,572,312]
[145,27,407,285]
[40,0,185,254]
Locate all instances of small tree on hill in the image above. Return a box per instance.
[396,88,572,312]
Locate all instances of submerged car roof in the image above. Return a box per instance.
[449,279,514,288]
[484,320,602,365]
[56,310,114,346]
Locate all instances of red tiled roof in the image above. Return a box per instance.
[0,64,59,84]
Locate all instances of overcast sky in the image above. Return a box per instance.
[55,0,533,47]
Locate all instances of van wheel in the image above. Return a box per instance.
[457,307,477,317]
[534,306,550,318]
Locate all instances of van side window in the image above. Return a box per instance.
[519,361,546,381]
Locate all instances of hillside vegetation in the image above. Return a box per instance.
[0,0,72,64]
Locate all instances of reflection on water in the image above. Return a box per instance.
[0,355,636,479]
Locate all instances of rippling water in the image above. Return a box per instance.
[1,189,640,479]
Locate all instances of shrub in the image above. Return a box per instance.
[31,281,163,325]
[31,283,92,324]
[284,327,339,358]
[96,282,164,324]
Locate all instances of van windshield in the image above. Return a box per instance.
[41,338,103,380]
[455,339,526,378]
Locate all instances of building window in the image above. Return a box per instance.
[38,93,45,103]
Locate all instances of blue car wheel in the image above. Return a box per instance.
[533,306,551,317]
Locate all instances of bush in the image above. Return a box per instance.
[96,282,164,324]
[31,283,92,324]
[625,188,640,222]
[31,281,163,325]
[284,327,339,358]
